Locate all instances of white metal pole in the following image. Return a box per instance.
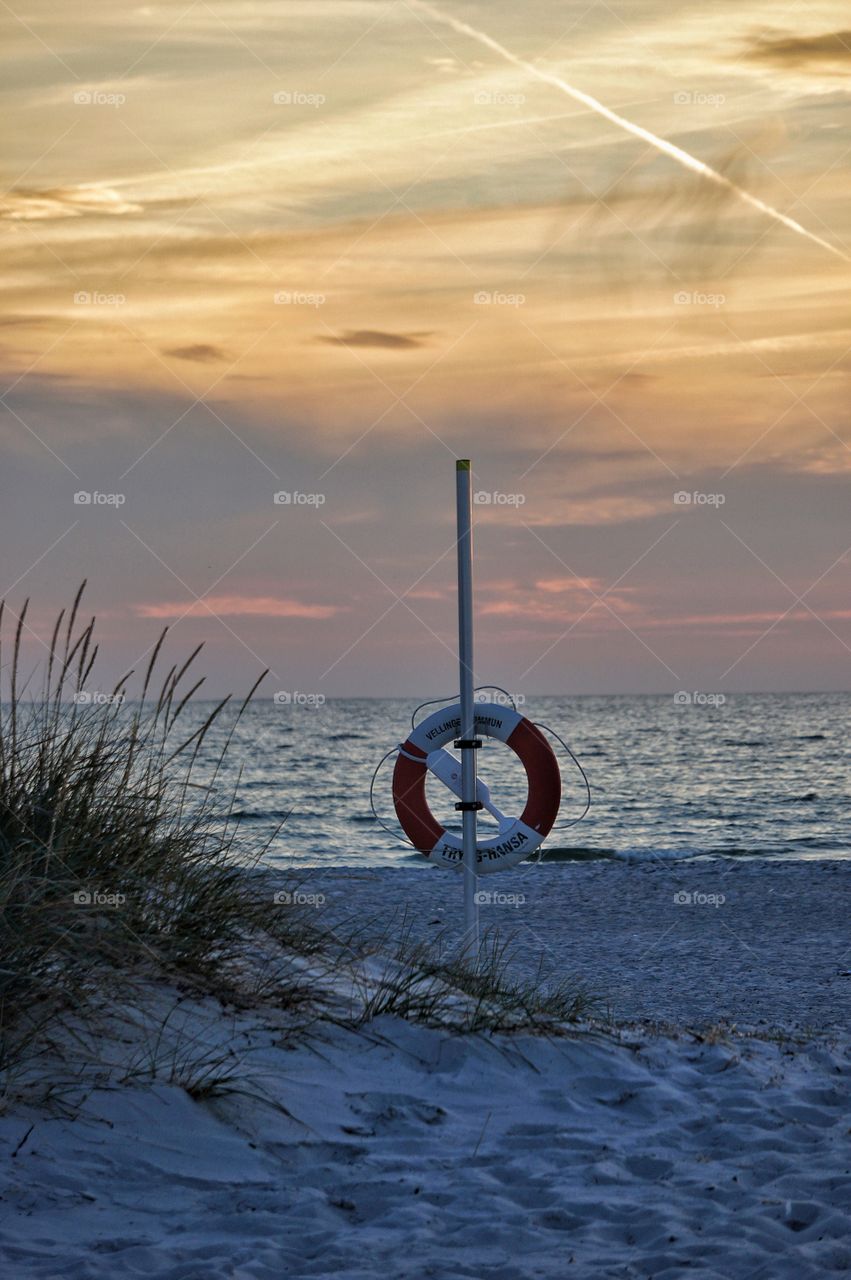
[455,459,479,964]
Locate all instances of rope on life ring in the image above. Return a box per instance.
[391,701,561,874]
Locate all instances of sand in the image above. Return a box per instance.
[1,858,849,1278]
[306,857,851,1034]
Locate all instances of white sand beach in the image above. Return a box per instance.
[0,1004,849,1279]
[1,860,849,1280]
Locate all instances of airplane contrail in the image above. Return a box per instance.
[409,0,850,264]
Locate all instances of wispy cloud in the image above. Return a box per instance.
[0,185,142,221]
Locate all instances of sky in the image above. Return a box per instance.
[2,0,850,699]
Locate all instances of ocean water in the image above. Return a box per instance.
[183,693,850,869]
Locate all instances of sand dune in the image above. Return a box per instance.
[1,941,849,1277]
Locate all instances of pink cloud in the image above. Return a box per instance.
[535,576,609,595]
[407,587,448,601]
[135,594,342,620]
[480,592,640,622]
[642,608,851,630]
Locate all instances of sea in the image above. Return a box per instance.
[184,692,850,869]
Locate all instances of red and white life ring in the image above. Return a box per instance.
[392,701,561,873]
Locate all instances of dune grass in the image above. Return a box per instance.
[0,584,314,1074]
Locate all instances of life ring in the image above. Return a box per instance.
[392,701,561,873]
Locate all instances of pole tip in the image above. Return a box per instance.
[456,458,471,471]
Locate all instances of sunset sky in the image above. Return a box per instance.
[2,1,850,696]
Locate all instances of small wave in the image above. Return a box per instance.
[550,846,770,863]
[609,847,700,862]
[722,739,768,748]
[350,814,377,823]
[797,733,826,741]
[540,843,844,863]
[534,846,618,862]
[789,835,846,849]
[230,809,293,821]
[329,733,368,741]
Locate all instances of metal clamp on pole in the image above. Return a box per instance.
[455,458,479,964]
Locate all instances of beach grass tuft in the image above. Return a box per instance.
[0,585,319,1078]
[346,922,598,1032]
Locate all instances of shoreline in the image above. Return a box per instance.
[273,845,851,867]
